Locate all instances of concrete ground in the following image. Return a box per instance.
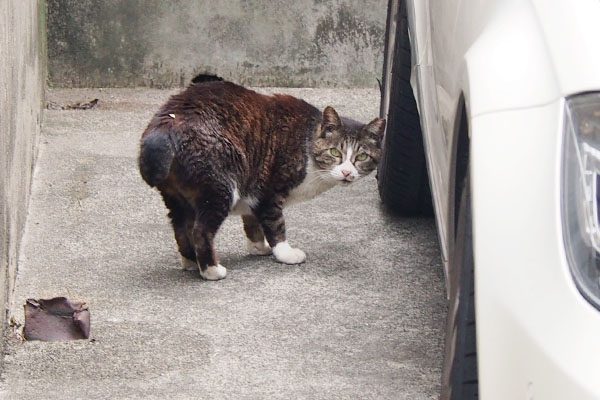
[0,88,446,399]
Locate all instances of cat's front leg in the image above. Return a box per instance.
[254,198,306,264]
[242,214,272,255]
[272,241,306,264]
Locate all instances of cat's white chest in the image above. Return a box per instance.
[285,161,336,206]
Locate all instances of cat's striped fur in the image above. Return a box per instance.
[139,77,385,280]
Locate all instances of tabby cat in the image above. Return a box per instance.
[139,76,385,280]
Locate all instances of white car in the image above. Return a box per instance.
[377,0,600,398]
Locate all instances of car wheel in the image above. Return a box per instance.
[378,0,433,216]
[441,172,478,399]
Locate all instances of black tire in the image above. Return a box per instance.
[441,173,478,400]
[377,0,433,216]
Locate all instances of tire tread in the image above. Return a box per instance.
[378,1,433,216]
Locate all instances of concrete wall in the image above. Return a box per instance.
[48,0,387,88]
[0,0,46,331]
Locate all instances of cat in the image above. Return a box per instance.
[139,75,385,280]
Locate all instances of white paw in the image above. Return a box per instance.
[272,241,306,264]
[247,239,272,255]
[181,256,198,271]
[199,264,227,281]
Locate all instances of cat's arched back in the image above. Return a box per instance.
[139,79,385,280]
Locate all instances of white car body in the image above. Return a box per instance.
[403,0,600,397]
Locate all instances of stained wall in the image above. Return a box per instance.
[0,0,46,337]
[47,0,386,88]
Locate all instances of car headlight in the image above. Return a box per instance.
[563,92,600,309]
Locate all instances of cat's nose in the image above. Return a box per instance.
[342,170,354,180]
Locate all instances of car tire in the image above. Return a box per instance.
[441,172,478,400]
[378,0,433,216]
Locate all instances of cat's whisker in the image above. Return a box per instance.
[305,174,327,185]
[301,169,333,185]
[313,170,334,179]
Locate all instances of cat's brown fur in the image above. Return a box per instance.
[139,76,385,280]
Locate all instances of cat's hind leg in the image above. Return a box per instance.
[242,214,272,255]
[160,191,197,270]
[191,193,230,281]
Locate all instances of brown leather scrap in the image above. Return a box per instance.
[24,297,90,341]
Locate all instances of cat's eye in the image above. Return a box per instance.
[330,148,342,157]
[356,153,369,161]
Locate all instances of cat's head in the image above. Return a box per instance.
[313,106,386,185]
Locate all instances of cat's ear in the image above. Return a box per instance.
[364,118,386,146]
[320,106,342,138]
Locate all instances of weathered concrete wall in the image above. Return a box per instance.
[48,0,386,88]
[0,0,46,331]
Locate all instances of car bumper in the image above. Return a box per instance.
[470,100,600,399]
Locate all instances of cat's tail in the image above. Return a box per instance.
[138,128,175,187]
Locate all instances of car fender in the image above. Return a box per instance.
[470,100,600,399]
[463,2,600,395]
[456,2,599,398]
[462,0,561,119]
